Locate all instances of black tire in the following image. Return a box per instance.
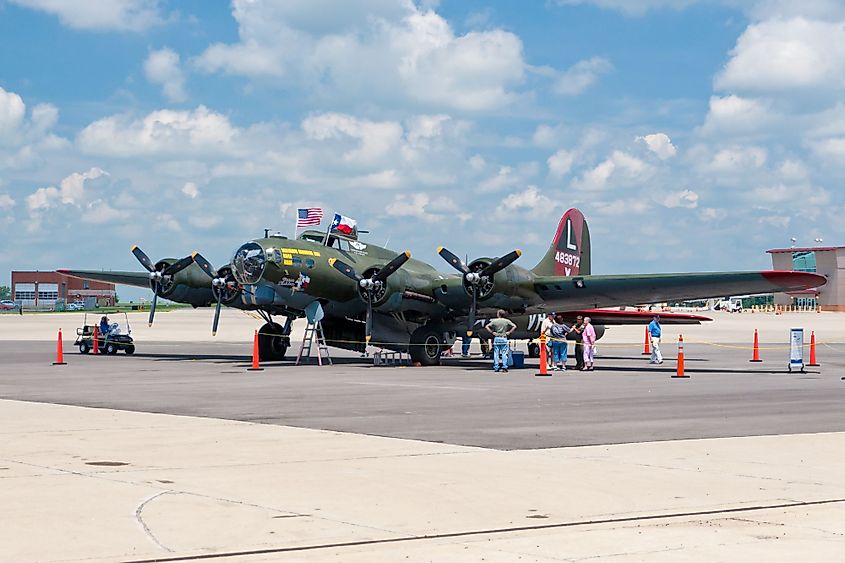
[409,326,443,366]
[527,343,540,358]
[79,341,90,354]
[125,344,135,355]
[105,342,118,355]
[258,322,289,361]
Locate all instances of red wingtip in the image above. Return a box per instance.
[761,271,827,290]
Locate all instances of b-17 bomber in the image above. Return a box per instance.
[60,209,825,365]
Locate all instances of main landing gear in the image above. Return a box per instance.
[257,315,293,362]
[409,325,449,366]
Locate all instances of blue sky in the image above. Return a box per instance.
[2,0,845,297]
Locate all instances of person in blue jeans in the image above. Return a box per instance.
[485,310,517,373]
[549,314,570,371]
[461,335,471,357]
[648,314,663,364]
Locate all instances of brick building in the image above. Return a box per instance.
[11,271,116,308]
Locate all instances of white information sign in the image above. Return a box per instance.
[789,327,804,372]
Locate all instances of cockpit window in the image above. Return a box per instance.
[232,242,266,284]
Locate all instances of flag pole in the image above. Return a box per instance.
[293,210,299,240]
[323,212,334,246]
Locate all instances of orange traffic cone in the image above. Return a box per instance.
[535,334,551,376]
[247,329,263,371]
[52,328,67,366]
[642,326,651,355]
[92,325,99,355]
[749,329,762,362]
[672,335,687,378]
[808,331,819,367]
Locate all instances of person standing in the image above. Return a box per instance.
[549,314,569,371]
[461,335,472,358]
[486,310,517,373]
[540,312,555,368]
[648,315,663,364]
[569,315,584,371]
[581,316,596,371]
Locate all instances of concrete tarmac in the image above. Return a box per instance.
[3,310,845,560]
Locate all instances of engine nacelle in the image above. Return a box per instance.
[361,267,407,313]
[159,284,215,307]
[465,260,539,309]
[153,259,213,297]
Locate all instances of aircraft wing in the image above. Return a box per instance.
[570,309,711,325]
[534,271,825,310]
[57,269,151,289]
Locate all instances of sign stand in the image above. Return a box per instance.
[788,327,804,373]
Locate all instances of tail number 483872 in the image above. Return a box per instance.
[555,251,580,268]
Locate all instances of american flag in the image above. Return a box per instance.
[296,207,323,227]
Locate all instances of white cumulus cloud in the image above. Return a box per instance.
[660,189,699,208]
[9,0,162,31]
[547,149,575,178]
[636,132,677,159]
[194,0,529,111]
[144,48,187,102]
[554,57,613,96]
[181,181,199,199]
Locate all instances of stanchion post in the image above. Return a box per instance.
[642,326,650,356]
[750,329,762,362]
[52,328,67,366]
[808,331,819,367]
[247,329,263,372]
[672,334,687,378]
[535,333,550,377]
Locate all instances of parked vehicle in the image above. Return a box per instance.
[66,301,85,311]
[0,300,19,310]
[74,312,135,355]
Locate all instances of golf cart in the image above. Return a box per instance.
[75,311,135,355]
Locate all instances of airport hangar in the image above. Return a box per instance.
[769,245,845,311]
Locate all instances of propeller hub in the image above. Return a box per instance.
[149,271,163,282]
[212,277,226,288]
[360,278,375,290]
[465,272,481,284]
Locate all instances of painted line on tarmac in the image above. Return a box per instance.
[124,497,845,563]
[347,381,487,392]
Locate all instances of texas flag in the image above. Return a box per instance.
[330,213,357,237]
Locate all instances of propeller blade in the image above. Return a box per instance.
[467,287,477,336]
[131,245,155,273]
[192,252,217,279]
[164,255,195,276]
[212,294,223,336]
[437,246,470,275]
[328,258,362,282]
[365,292,373,345]
[481,249,522,278]
[148,290,158,327]
[372,251,411,283]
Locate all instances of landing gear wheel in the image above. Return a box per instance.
[258,322,289,361]
[105,342,118,355]
[410,326,444,366]
[527,343,540,358]
[79,341,90,354]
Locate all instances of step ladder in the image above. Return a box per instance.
[295,320,332,366]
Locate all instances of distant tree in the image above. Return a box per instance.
[0,286,9,300]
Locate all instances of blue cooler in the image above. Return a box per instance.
[511,350,525,369]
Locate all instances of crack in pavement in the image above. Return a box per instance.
[135,491,176,553]
[121,497,845,563]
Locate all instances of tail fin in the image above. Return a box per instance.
[532,208,591,277]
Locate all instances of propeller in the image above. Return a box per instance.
[437,247,522,336]
[191,252,238,336]
[131,245,195,327]
[329,251,411,344]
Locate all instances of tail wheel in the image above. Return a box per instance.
[258,322,289,361]
[410,326,443,366]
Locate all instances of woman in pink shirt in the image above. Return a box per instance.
[581,316,596,371]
